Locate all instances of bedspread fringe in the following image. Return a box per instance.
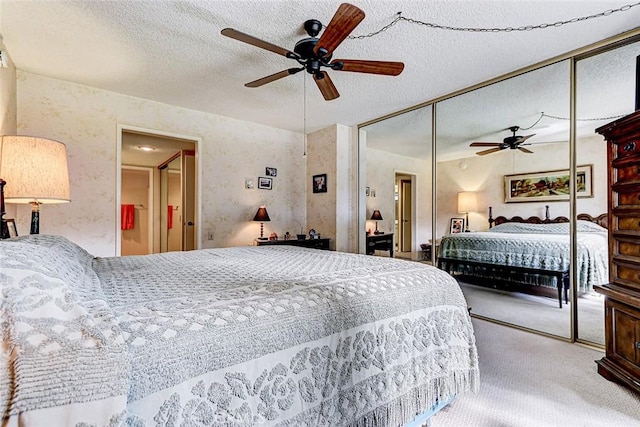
[356,368,479,427]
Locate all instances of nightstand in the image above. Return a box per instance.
[366,233,394,257]
[255,238,331,250]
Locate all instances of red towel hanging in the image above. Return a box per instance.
[167,205,173,229]
[121,204,135,230]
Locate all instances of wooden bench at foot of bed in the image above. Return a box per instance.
[437,257,569,308]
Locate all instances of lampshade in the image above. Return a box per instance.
[457,192,477,214]
[0,136,71,204]
[370,210,383,221]
[253,206,271,222]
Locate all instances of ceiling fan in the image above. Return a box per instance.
[221,3,404,101]
[470,126,537,156]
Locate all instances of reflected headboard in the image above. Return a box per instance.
[488,205,608,229]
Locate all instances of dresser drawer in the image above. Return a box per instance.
[618,192,640,207]
[618,217,640,231]
[616,264,640,286]
[619,242,640,258]
[616,164,640,185]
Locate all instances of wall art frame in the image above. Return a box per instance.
[504,164,593,203]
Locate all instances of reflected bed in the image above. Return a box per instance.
[437,209,608,308]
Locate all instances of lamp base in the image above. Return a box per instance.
[30,203,40,234]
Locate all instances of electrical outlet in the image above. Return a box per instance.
[207,231,214,240]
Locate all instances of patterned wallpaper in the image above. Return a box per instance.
[15,71,307,256]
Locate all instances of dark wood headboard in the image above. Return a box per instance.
[488,205,607,229]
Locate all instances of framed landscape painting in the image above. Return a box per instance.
[504,164,593,203]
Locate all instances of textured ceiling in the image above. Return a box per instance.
[1,0,639,138]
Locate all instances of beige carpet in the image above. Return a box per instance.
[433,319,640,427]
[459,281,604,344]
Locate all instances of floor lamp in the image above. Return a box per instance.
[0,136,71,234]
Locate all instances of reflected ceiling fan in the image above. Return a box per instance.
[221,3,404,101]
[470,126,536,156]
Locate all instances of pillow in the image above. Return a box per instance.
[576,220,607,233]
[491,220,606,235]
[1,235,104,302]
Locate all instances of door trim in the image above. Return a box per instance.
[116,124,202,256]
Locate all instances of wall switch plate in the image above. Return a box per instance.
[0,51,7,68]
[245,178,254,189]
[207,231,214,240]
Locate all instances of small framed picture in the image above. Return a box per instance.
[6,218,18,238]
[266,167,277,177]
[449,217,465,234]
[258,176,272,190]
[313,173,327,193]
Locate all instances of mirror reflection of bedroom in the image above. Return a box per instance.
[360,37,639,347]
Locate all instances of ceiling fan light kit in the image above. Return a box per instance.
[221,3,404,101]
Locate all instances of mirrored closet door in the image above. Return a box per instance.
[434,60,572,338]
[359,105,433,261]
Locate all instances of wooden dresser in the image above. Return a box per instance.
[595,110,640,394]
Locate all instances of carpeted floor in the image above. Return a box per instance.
[433,318,640,427]
[458,281,604,344]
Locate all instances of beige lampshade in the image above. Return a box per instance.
[0,136,71,204]
[457,191,477,214]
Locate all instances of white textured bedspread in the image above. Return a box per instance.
[1,236,478,426]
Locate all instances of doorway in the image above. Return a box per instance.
[118,126,201,255]
[395,173,415,257]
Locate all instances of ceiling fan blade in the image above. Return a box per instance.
[314,71,340,101]
[245,68,304,88]
[470,142,501,147]
[518,147,534,154]
[476,147,503,156]
[314,3,365,57]
[221,28,298,59]
[516,133,536,143]
[331,59,404,76]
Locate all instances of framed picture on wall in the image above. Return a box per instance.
[258,176,272,190]
[313,173,327,193]
[265,167,277,177]
[504,164,593,203]
[6,218,18,238]
[449,217,464,234]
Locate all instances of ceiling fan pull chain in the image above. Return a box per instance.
[348,3,640,39]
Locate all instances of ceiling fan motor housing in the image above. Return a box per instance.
[304,19,322,37]
[294,37,334,74]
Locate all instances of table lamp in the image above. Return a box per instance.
[457,191,477,232]
[253,205,271,240]
[0,136,71,234]
[371,209,383,235]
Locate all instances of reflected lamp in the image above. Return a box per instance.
[371,209,383,235]
[457,191,477,232]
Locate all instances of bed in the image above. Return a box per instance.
[437,207,608,308]
[1,234,478,426]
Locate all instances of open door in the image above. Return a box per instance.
[395,173,415,255]
[120,128,199,255]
